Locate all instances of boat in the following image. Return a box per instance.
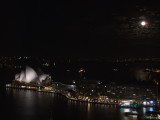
[124,111,139,116]
[118,100,140,108]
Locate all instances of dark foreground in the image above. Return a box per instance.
[0,88,156,120]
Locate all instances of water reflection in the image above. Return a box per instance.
[5,88,53,120]
[1,88,156,120]
[149,107,154,112]
[119,108,138,120]
[87,103,91,112]
[142,107,146,114]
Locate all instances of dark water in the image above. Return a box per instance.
[0,88,154,120]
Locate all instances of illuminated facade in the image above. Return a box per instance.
[15,66,51,84]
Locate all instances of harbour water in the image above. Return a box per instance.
[0,88,156,120]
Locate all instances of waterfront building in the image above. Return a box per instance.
[15,66,51,85]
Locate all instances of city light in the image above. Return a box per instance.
[150,101,154,104]
[143,101,146,105]
[79,68,85,73]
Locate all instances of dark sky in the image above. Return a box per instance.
[2,0,160,58]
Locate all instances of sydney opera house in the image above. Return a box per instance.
[6,66,75,92]
[14,66,52,85]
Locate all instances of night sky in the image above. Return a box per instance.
[2,0,160,58]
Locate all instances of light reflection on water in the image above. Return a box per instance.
[149,107,154,111]
[119,108,138,120]
[1,88,156,120]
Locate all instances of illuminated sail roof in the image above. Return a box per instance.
[15,66,50,83]
[25,66,38,83]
